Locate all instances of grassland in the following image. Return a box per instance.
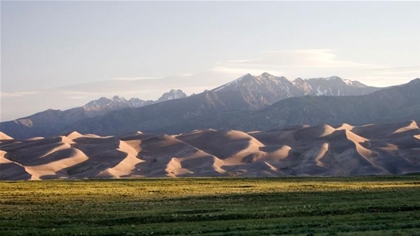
[1,176,420,235]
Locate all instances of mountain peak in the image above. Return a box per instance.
[83,96,128,112]
[260,72,273,77]
[112,95,127,102]
[82,89,186,113]
[327,76,342,80]
[156,89,187,103]
[409,78,420,84]
[258,72,288,81]
[238,73,254,81]
[304,76,369,87]
[308,76,343,82]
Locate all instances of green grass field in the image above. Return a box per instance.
[1,176,420,235]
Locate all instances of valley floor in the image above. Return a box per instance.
[1,176,420,235]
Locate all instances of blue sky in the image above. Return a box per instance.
[1,1,420,121]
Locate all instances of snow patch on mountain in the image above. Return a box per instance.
[210,73,379,109]
[83,89,187,112]
[212,73,252,92]
[156,89,187,103]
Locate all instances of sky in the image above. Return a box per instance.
[1,1,420,121]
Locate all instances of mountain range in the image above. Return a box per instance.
[0,73,385,139]
[83,89,187,116]
[164,78,420,134]
[211,73,377,110]
[1,120,419,180]
[0,89,187,139]
[60,75,419,137]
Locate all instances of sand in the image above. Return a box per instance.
[0,132,13,140]
[1,120,419,179]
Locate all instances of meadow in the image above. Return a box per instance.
[1,176,420,235]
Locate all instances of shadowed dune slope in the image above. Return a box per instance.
[1,121,419,179]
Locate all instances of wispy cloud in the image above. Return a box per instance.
[0,91,38,98]
[67,96,88,100]
[226,59,262,64]
[350,65,420,86]
[61,90,110,96]
[211,49,374,77]
[363,64,420,75]
[211,66,284,77]
[257,49,374,68]
[210,49,419,86]
[111,77,155,81]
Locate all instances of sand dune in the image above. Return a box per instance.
[98,153,144,178]
[394,121,419,133]
[26,137,45,141]
[261,145,292,162]
[118,140,142,157]
[165,157,193,177]
[0,132,13,140]
[335,123,354,131]
[248,129,295,146]
[24,148,89,180]
[292,124,336,143]
[174,151,226,176]
[66,131,83,140]
[352,121,419,139]
[176,130,265,163]
[344,129,368,143]
[0,151,32,180]
[315,143,329,167]
[1,120,419,179]
[0,151,12,164]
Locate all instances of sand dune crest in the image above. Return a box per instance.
[66,131,83,140]
[394,121,419,134]
[293,124,336,140]
[315,143,329,167]
[0,132,13,140]
[1,121,420,179]
[99,153,144,178]
[0,151,13,164]
[335,123,354,131]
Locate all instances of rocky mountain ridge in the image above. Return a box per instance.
[0,89,187,139]
[211,73,379,110]
[83,89,187,116]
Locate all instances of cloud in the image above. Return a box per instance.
[67,96,88,99]
[111,77,155,81]
[349,65,420,86]
[226,59,262,64]
[210,49,419,86]
[0,91,38,98]
[363,64,420,75]
[211,49,374,79]
[61,90,110,96]
[211,66,284,77]
[240,49,373,68]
